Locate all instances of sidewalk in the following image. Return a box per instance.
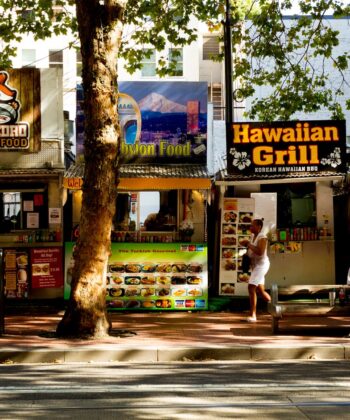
[1,310,350,363]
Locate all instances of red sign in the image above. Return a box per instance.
[30,247,63,289]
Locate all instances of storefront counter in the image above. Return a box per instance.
[267,239,335,287]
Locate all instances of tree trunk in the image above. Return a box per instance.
[57,0,125,338]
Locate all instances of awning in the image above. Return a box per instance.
[215,174,345,186]
[63,162,211,190]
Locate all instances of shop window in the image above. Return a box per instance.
[113,191,177,232]
[0,188,48,233]
[261,183,316,228]
[141,49,156,77]
[168,48,183,76]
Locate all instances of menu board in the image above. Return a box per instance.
[30,247,63,289]
[4,249,29,299]
[64,242,208,310]
[219,198,254,296]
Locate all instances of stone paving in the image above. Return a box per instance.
[0,310,349,362]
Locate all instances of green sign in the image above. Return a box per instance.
[64,242,208,310]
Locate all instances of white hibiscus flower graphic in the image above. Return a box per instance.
[320,147,342,168]
[230,148,251,170]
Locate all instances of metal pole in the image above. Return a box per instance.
[224,0,233,124]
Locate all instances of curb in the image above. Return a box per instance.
[0,344,349,363]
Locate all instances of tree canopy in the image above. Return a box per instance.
[230,0,350,120]
[1,1,350,120]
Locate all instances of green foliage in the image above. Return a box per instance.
[0,1,76,48]
[0,0,349,120]
[232,0,350,120]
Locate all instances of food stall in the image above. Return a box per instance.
[215,120,347,297]
[0,68,65,300]
[64,81,211,310]
[64,164,210,310]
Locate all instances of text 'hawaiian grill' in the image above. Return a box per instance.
[232,123,340,144]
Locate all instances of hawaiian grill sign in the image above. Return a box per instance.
[226,120,346,175]
[0,71,29,150]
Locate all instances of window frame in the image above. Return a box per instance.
[202,35,220,60]
[49,49,63,69]
[168,48,183,77]
[141,49,157,77]
[21,49,36,68]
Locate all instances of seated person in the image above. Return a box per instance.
[144,205,169,231]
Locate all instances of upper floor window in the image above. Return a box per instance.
[141,49,156,77]
[49,49,63,69]
[18,9,35,22]
[22,49,36,68]
[168,48,183,76]
[203,35,220,60]
[52,1,64,22]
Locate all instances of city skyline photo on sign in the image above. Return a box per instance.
[76,81,208,164]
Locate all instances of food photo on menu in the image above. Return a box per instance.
[238,235,251,247]
[222,259,236,271]
[221,283,235,295]
[237,224,251,235]
[157,275,171,285]
[223,211,237,223]
[222,223,236,235]
[187,275,202,285]
[32,263,50,276]
[187,288,202,297]
[109,288,124,297]
[187,262,203,273]
[223,200,238,211]
[239,212,253,224]
[140,275,156,285]
[141,288,155,297]
[222,248,236,259]
[108,275,123,285]
[237,272,250,283]
[222,236,236,246]
[172,288,186,297]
